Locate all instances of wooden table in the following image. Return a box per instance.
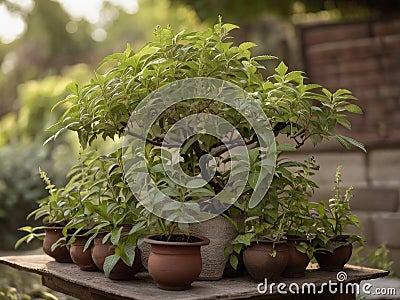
[0,255,389,300]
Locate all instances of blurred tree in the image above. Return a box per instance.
[0,0,203,117]
[170,0,400,24]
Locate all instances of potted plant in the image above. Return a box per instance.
[64,149,147,279]
[44,18,366,280]
[59,151,99,271]
[229,164,290,282]
[143,216,210,290]
[311,166,364,271]
[15,168,73,263]
[279,157,319,278]
[136,141,210,290]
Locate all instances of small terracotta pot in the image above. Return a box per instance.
[91,234,142,280]
[282,236,310,278]
[144,234,210,291]
[70,235,98,271]
[243,241,288,282]
[315,243,353,272]
[43,226,72,263]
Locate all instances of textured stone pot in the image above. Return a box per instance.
[282,236,310,278]
[243,241,289,282]
[144,234,210,291]
[43,226,72,263]
[70,235,98,271]
[191,215,242,280]
[91,234,142,280]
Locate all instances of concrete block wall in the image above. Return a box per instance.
[284,150,400,270]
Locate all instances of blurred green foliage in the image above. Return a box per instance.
[0,64,91,250]
[0,263,74,299]
[353,244,399,277]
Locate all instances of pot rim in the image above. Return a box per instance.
[44,226,64,230]
[253,238,287,244]
[144,234,210,247]
[285,235,311,242]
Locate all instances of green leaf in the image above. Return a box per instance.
[342,104,363,114]
[233,233,253,246]
[285,71,303,82]
[337,116,351,130]
[15,235,31,248]
[223,23,240,32]
[275,61,288,76]
[239,42,257,50]
[121,244,136,267]
[276,143,296,152]
[335,135,366,152]
[248,172,258,190]
[333,89,352,97]
[111,227,123,245]
[252,55,277,61]
[103,254,120,278]
[229,254,239,270]
[322,88,332,98]
[187,178,207,188]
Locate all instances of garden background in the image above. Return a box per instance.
[0,0,399,298]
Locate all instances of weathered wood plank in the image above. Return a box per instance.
[0,255,389,300]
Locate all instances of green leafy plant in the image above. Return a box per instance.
[15,168,73,248]
[353,244,398,277]
[32,19,366,273]
[311,166,364,252]
[228,156,319,269]
[61,149,149,278]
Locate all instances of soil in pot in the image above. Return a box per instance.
[43,226,72,263]
[243,241,288,282]
[144,234,210,291]
[315,243,353,272]
[91,234,142,280]
[70,235,98,271]
[282,236,310,278]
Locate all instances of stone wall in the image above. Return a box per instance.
[300,17,400,148]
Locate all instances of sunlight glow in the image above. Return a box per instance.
[0,0,138,44]
[0,4,26,44]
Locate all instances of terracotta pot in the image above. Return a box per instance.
[282,236,310,278]
[140,216,243,280]
[43,226,72,263]
[315,243,353,272]
[91,234,142,280]
[243,241,288,282]
[144,234,210,291]
[70,235,98,271]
